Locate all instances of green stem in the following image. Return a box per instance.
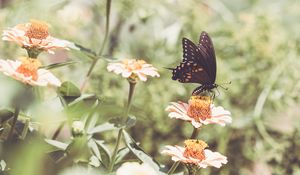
[168,128,200,174]
[190,128,200,139]
[108,128,122,172]
[167,162,180,175]
[80,0,112,91]
[108,80,137,172]
[126,82,136,114]
[8,105,20,141]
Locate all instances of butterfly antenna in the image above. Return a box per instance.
[217,81,231,91]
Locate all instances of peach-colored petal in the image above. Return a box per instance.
[199,150,228,168]
[2,22,76,54]
[166,101,232,128]
[0,59,61,87]
[107,59,159,81]
[162,145,227,168]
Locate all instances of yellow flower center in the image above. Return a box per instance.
[16,57,41,81]
[183,139,208,161]
[123,59,146,71]
[187,95,212,121]
[25,20,49,40]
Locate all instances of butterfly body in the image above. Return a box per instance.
[171,31,217,96]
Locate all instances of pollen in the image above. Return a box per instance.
[25,20,49,40]
[187,95,212,121]
[16,57,41,81]
[123,59,145,71]
[183,139,208,161]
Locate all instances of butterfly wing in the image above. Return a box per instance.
[171,38,211,84]
[198,31,217,83]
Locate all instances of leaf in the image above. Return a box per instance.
[122,130,162,173]
[95,140,111,169]
[115,147,130,165]
[58,81,81,97]
[88,139,101,159]
[42,61,78,70]
[74,43,97,57]
[88,121,120,134]
[45,139,68,150]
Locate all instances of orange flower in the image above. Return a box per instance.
[2,20,76,54]
[162,139,227,168]
[166,95,232,128]
[0,58,61,87]
[107,59,160,82]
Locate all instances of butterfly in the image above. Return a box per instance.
[170,31,218,96]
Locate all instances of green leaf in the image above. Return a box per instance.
[57,81,81,104]
[88,116,136,135]
[58,81,81,97]
[42,61,78,70]
[74,43,97,57]
[115,147,130,165]
[122,130,162,173]
[45,139,68,150]
[88,121,120,134]
[95,140,111,169]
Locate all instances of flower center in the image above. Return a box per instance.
[123,59,145,71]
[16,57,41,81]
[25,20,49,40]
[183,139,208,161]
[187,95,212,121]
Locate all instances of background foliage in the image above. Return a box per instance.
[0,0,300,175]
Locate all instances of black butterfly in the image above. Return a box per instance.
[170,31,218,96]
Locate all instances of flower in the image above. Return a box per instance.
[162,139,227,168]
[116,162,158,175]
[0,58,61,87]
[166,95,232,128]
[2,19,76,54]
[107,59,160,82]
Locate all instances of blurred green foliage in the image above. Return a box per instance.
[0,0,300,175]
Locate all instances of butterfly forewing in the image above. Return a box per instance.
[198,32,216,83]
[171,37,211,84]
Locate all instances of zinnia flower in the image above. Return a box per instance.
[2,19,76,54]
[116,162,158,175]
[107,59,160,82]
[0,57,61,87]
[166,95,231,128]
[162,139,227,168]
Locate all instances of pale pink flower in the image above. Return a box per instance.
[2,20,76,54]
[0,58,61,87]
[166,96,231,128]
[107,59,160,82]
[116,162,158,175]
[162,140,227,168]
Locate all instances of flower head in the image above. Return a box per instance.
[0,58,61,87]
[2,20,76,54]
[107,59,160,83]
[162,139,227,168]
[166,95,232,128]
[116,162,158,175]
